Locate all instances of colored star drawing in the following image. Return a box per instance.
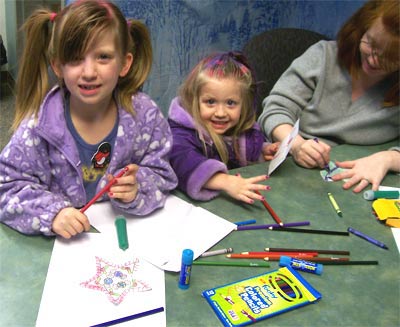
[80,256,152,304]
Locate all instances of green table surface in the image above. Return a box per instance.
[1,142,399,327]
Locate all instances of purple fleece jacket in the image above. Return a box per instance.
[0,86,178,235]
[168,97,266,201]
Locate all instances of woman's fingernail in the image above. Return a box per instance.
[265,175,270,180]
[266,185,271,190]
[108,192,113,197]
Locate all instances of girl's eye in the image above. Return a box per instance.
[98,54,112,61]
[206,99,215,105]
[68,58,83,66]
[227,100,237,106]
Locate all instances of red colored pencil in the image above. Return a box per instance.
[241,251,319,257]
[265,247,350,255]
[80,166,129,213]
[254,190,283,226]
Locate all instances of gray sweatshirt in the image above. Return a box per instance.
[258,41,399,147]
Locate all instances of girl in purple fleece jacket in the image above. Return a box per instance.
[168,52,279,203]
[0,1,177,238]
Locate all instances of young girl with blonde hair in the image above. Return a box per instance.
[0,0,177,238]
[168,52,278,203]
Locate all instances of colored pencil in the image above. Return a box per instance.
[192,261,270,267]
[254,190,283,226]
[263,257,350,262]
[90,306,164,327]
[265,247,350,255]
[241,251,318,257]
[318,260,378,265]
[268,227,349,236]
[80,166,129,213]
[227,253,315,259]
[236,221,310,231]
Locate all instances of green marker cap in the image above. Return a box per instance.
[115,215,129,251]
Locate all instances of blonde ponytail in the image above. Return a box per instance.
[13,10,55,130]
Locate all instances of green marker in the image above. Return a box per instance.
[192,261,270,267]
[115,216,129,250]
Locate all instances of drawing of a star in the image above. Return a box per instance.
[81,256,151,304]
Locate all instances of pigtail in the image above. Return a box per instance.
[128,20,152,89]
[13,10,54,130]
[117,19,152,114]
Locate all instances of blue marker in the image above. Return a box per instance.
[178,249,194,289]
[279,256,323,275]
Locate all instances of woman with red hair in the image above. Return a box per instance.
[258,0,399,193]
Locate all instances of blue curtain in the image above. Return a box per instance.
[67,0,366,115]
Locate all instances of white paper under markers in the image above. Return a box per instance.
[268,119,299,175]
[36,195,236,326]
[86,195,236,272]
[36,233,166,327]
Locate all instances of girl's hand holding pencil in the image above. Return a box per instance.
[108,164,139,203]
[52,207,91,239]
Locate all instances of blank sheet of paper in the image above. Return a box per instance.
[85,195,237,271]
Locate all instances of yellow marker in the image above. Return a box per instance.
[327,192,342,217]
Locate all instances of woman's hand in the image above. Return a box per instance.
[331,150,400,193]
[291,137,331,169]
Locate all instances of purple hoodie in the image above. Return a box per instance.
[0,86,177,235]
[168,97,266,201]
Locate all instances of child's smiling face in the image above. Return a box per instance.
[199,76,243,135]
[52,30,132,110]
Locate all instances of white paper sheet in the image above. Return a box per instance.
[85,195,236,272]
[36,233,166,327]
[391,228,400,253]
[268,119,299,175]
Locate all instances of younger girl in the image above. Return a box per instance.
[168,52,279,203]
[0,0,177,238]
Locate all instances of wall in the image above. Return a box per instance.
[66,1,368,114]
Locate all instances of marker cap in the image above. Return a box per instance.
[115,216,129,251]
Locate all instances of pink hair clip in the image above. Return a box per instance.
[50,12,57,22]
